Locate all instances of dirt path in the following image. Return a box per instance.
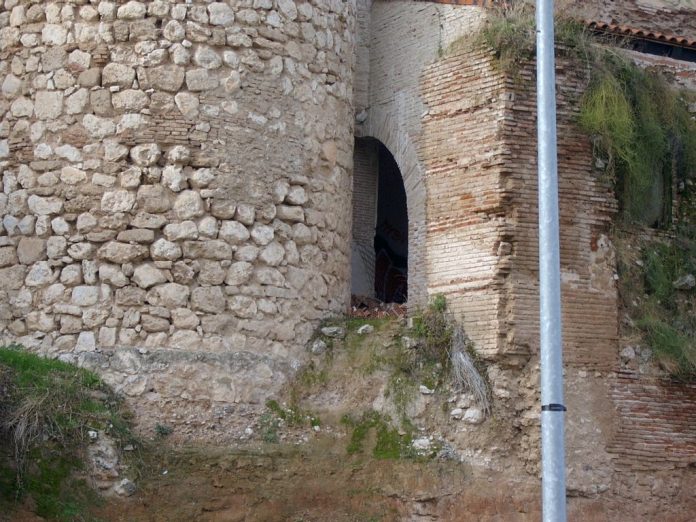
[91,439,545,522]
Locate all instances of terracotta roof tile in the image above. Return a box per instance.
[587,21,696,49]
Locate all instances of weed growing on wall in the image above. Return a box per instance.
[616,232,696,380]
[640,238,696,378]
[474,1,595,75]
[265,400,320,429]
[478,2,696,377]
[476,1,535,72]
[580,56,696,224]
[406,296,491,415]
[475,1,696,226]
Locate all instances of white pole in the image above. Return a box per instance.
[535,1,567,521]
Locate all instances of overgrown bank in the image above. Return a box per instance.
[0,347,138,521]
[259,298,493,460]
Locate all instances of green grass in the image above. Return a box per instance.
[636,237,696,379]
[341,411,414,460]
[474,2,535,73]
[264,400,320,430]
[473,2,596,75]
[637,317,696,379]
[259,412,280,443]
[0,346,137,521]
[642,241,696,306]
[616,231,696,381]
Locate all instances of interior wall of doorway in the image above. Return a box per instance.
[351,137,408,304]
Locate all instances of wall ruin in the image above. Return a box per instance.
[355,2,695,517]
[1,1,695,516]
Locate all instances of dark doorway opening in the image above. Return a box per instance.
[374,143,408,303]
[351,138,408,305]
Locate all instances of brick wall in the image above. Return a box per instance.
[354,0,372,113]
[420,48,509,355]
[609,370,696,470]
[351,138,378,296]
[419,48,619,363]
[500,58,620,367]
[356,0,484,308]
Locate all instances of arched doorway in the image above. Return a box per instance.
[351,137,408,304]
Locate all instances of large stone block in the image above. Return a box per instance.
[17,237,46,264]
[71,286,100,307]
[182,240,232,260]
[146,65,186,92]
[98,242,149,264]
[101,190,136,213]
[174,190,205,219]
[208,3,235,26]
[0,247,18,267]
[185,68,219,91]
[102,63,136,89]
[146,283,190,308]
[34,91,63,119]
[137,185,172,213]
[25,261,56,287]
[130,144,161,167]
[117,1,147,20]
[132,264,167,289]
[191,286,226,313]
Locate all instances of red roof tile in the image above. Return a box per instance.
[587,21,696,49]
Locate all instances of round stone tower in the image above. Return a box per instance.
[0,0,355,437]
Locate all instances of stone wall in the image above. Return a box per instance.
[0,0,355,438]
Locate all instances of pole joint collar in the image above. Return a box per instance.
[541,403,567,412]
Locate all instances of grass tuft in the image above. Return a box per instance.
[0,346,137,521]
[616,230,696,381]
[407,296,491,415]
[637,317,696,379]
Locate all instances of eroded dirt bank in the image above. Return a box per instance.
[93,442,544,522]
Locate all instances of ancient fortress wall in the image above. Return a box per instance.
[0,0,355,436]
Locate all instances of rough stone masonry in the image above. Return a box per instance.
[0,0,356,436]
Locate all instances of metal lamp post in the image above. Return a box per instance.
[535,0,568,520]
